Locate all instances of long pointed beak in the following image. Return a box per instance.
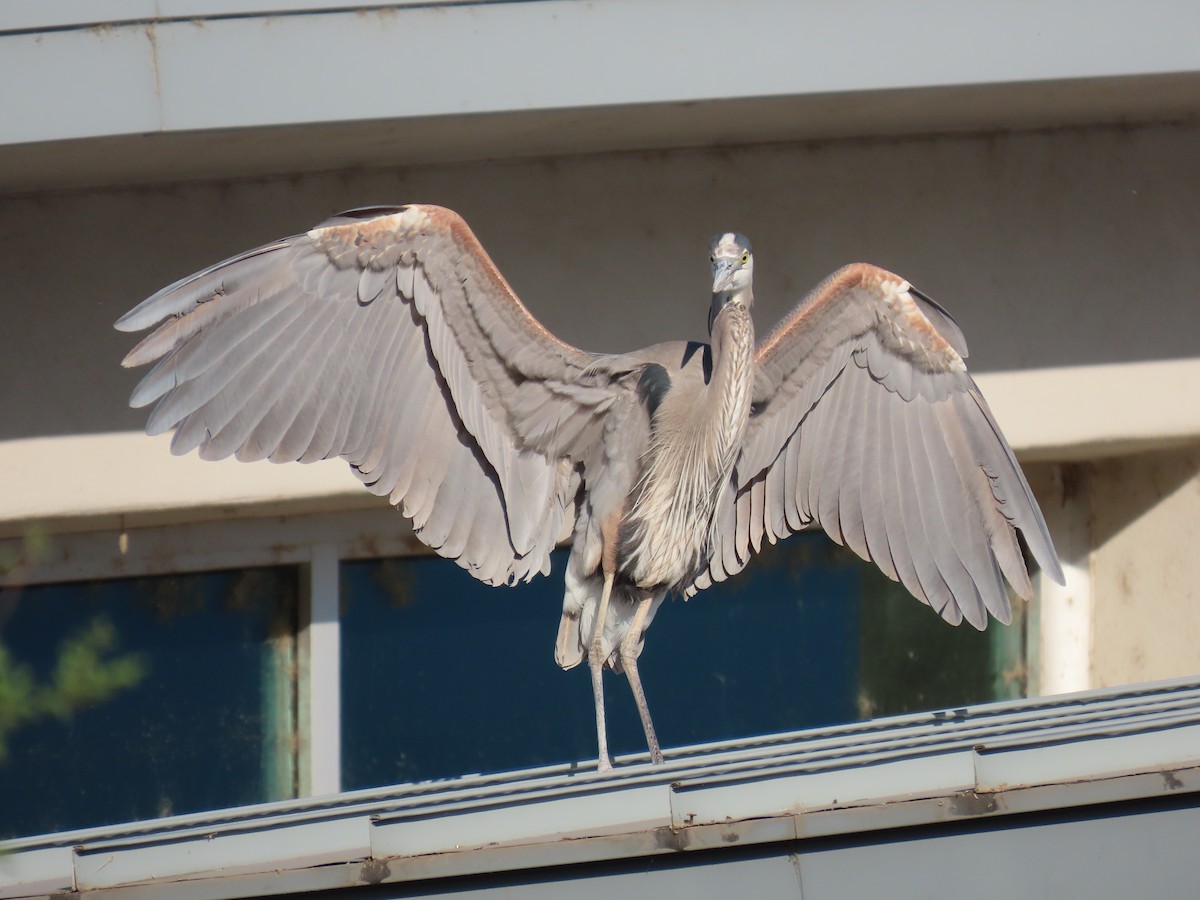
[711,258,737,294]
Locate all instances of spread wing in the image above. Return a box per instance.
[117,205,629,586]
[688,263,1063,628]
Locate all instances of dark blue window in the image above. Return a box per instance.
[0,566,298,839]
[0,530,1022,837]
[341,533,1022,789]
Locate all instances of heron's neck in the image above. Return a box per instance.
[708,285,753,333]
[710,292,755,377]
[708,297,755,467]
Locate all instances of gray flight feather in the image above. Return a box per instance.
[117,209,1064,773]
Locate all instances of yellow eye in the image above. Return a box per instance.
[741,251,750,264]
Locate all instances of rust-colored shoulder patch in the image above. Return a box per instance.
[309,204,582,356]
[754,261,964,372]
[308,205,428,244]
[754,262,888,358]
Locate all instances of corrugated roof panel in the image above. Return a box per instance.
[1,677,1198,899]
[373,782,672,857]
[975,722,1200,791]
[670,751,980,827]
[74,815,373,891]
[0,845,74,897]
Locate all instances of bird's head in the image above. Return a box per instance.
[709,232,754,332]
[709,232,753,297]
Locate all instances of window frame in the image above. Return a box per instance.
[2,477,1075,806]
[0,507,427,800]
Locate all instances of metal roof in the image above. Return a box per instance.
[2,677,1198,898]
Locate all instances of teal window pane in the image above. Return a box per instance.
[0,565,298,839]
[342,534,1025,788]
[858,570,1027,717]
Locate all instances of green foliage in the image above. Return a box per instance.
[0,645,38,744]
[0,616,147,762]
[0,526,147,763]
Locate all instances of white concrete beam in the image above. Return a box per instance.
[4,360,1199,536]
[3,0,1198,147]
[300,542,343,797]
[1036,466,1094,695]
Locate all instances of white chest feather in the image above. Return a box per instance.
[622,306,754,589]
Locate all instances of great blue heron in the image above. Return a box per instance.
[117,204,1063,772]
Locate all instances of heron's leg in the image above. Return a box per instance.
[589,570,616,773]
[619,597,664,765]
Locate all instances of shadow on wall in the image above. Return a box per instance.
[2,121,1199,442]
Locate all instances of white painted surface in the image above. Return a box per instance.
[4,359,1198,535]
[303,542,343,797]
[0,432,366,535]
[3,0,1197,147]
[1037,467,1094,694]
[969,360,1200,462]
[0,0,431,32]
[1089,447,1200,687]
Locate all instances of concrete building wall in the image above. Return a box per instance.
[1089,446,1200,686]
[3,119,1200,442]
